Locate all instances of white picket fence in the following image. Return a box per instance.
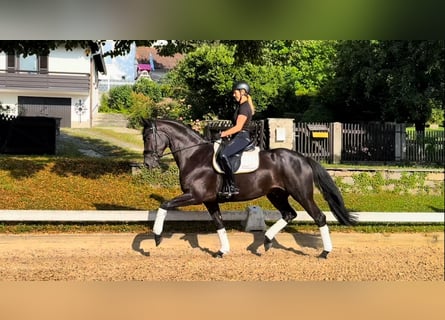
[0,209,443,223]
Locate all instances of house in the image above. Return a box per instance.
[98,40,136,93]
[0,41,106,128]
[135,46,184,82]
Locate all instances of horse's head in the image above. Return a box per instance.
[142,119,169,169]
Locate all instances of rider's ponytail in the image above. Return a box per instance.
[247,94,255,115]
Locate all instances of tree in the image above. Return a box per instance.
[381,41,444,131]
[322,40,445,129]
[164,41,338,121]
[0,40,270,62]
[321,40,388,121]
[0,40,154,57]
[165,44,236,119]
[263,40,337,94]
[262,40,337,119]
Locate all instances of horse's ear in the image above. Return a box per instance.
[140,118,151,127]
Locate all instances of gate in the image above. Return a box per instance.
[18,96,71,127]
[294,122,332,162]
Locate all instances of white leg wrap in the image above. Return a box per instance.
[319,225,333,252]
[153,208,167,235]
[217,228,230,254]
[265,218,288,240]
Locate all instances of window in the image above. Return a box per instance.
[19,54,38,72]
[6,53,48,73]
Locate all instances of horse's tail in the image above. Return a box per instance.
[306,157,357,226]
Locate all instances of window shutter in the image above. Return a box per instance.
[39,56,48,73]
[7,54,15,72]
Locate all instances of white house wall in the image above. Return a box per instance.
[1,47,98,127]
[0,53,6,70]
[49,48,90,74]
[0,92,17,106]
[0,47,90,74]
[71,95,92,128]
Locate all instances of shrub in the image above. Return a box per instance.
[152,98,190,120]
[133,165,180,188]
[107,85,133,113]
[127,92,155,129]
[133,78,163,103]
[127,94,191,129]
[99,92,111,112]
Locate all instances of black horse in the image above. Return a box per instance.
[142,119,356,258]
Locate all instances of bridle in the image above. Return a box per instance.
[143,120,211,160]
[143,120,162,160]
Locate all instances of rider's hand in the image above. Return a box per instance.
[214,133,221,140]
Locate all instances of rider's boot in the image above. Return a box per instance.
[218,155,239,198]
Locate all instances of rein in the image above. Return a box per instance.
[144,121,212,159]
[161,142,212,158]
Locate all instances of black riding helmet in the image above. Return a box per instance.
[232,81,250,95]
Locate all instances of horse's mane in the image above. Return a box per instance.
[145,118,207,142]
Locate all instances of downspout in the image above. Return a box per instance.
[89,55,94,128]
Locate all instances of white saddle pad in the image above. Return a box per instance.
[212,140,260,174]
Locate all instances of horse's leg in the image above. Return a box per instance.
[204,201,230,258]
[264,189,297,251]
[303,200,331,259]
[152,193,195,246]
[152,207,167,246]
[290,188,332,259]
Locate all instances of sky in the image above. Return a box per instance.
[100,40,136,81]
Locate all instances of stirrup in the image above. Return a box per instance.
[228,186,239,195]
[218,190,231,198]
[218,186,239,198]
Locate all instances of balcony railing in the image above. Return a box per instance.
[0,70,90,92]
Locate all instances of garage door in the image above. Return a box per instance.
[18,96,71,127]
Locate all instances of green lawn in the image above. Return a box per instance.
[0,126,442,233]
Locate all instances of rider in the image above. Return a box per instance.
[217,81,255,198]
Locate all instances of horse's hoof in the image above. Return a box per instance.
[318,250,329,259]
[154,234,162,247]
[213,250,224,258]
[264,237,273,251]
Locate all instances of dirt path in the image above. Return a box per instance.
[0,231,442,281]
[58,127,143,157]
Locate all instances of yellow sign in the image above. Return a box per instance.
[312,131,329,138]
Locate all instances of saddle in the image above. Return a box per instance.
[212,140,260,174]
